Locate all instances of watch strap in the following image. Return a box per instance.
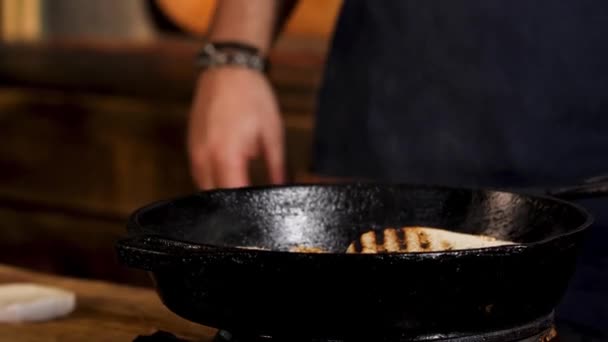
[196,41,269,73]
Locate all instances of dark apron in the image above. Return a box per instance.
[312,0,608,337]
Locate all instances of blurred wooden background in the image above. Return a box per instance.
[0,0,341,285]
[155,0,341,38]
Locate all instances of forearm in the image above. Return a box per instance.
[207,0,298,55]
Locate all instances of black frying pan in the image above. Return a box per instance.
[116,179,608,341]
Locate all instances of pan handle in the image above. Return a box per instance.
[115,234,221,271]
[546,175,608,200]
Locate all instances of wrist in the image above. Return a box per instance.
[195,66,268,91]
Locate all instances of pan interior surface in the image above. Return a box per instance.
[130,184,589,253]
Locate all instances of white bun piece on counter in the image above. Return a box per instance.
[0,283,76,323]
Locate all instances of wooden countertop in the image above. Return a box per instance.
[0,264,215,341]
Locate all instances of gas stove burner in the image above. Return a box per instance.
[210,315,557,342]
[132,328,556,342]
[211,330,557,342]
[133,316,558,342]
[133,331,190,341]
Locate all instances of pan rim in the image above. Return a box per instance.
[126,182,593,258]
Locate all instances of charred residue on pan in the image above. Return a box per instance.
[484,304,494,314]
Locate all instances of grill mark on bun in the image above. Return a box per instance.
[417,230,431,251]
[441,241,453,251]
[397,228,407,251]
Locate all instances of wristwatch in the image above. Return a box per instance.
[196,41,269,73]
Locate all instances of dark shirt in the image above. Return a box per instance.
[312,0,608,336]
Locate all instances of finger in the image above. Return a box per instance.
[199,161,214,190]
[262,128,285,185]
[190,148,214,190]
[212,151,250,189]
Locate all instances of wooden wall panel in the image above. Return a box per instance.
[0,38,326,113]
[0,88,312,217]
[0,204,150,286]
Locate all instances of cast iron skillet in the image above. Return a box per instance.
[116,179,608,341]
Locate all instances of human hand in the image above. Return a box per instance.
[188,68,285,189]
